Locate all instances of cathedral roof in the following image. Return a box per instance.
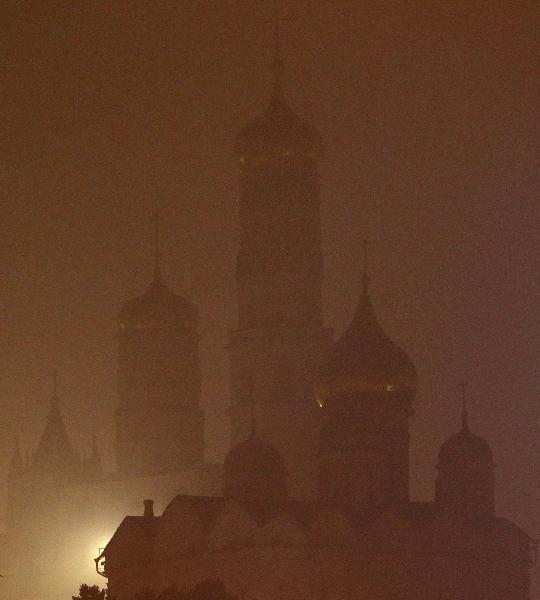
[236,92,322,167]
[438,412,493,465]
[118,212,198,332]
[118,268,198,332]
[235,25,322,167]
[316,279,417,405]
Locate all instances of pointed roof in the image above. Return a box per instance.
[235,10,322,166]
[316,275,417,405]
[118,211,198,332]
[33,378,79,477]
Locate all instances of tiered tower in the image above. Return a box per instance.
[115,215,204,477]
[229,20,331,499]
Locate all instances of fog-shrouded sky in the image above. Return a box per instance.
[1,0,538,588]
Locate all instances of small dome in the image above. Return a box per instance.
[118,270,198,332]
[316,284,417,405]
[438,418,493,465]
[236,92,322,167]
[223,432,288,509]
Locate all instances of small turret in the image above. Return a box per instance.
[436,383,494,520]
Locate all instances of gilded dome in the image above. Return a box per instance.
[316,282,417,405]
[118,269,198,332]
[438,415,493,465]
[223,432,288,508]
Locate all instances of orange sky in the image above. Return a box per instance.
[0,0,538,589]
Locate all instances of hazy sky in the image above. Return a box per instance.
[1,0,538,585]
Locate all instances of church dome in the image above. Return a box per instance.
[438,417,493,465]
[316,281,417,405]
[223,431,288,509]
[236,92,322,167]
[236,41,322,168]
[118,269,198,332]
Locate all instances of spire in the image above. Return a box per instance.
[151,206,163,285]
[459,380,469,431]
[268,5,287,99]
[51,369,59,410]
[249,399,257,438]
[361,238,370,294]
[33,372,79,477]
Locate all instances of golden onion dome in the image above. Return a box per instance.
[316,281,417,406]
[118,268,198,333]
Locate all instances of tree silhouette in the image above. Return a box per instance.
[72,584,106,600]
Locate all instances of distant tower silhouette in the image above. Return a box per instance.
[315,255,417,518]
[229,11,332,500]
[116,210,204,477]
[436,382,495,519]
[32,371,80,480]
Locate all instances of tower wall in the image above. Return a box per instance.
[230,156,331,501]
[318,393,412,517]
[116,325,204,477]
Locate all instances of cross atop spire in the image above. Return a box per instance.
[52,369,58,397]
[249,400,257,438]
[361,238,370,293]
[151,203,163,285]
[459,379,469,431]
[51,369,59,410]
[266,4,288,98]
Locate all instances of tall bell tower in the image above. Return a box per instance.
[229,16,331,500]
[115,214,204,477]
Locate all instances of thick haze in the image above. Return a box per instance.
[1,0,538,586]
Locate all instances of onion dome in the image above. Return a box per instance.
[118,214,198,332]
[118,268,197,332]
[235,24,322,167]
[316,277,417,406]
[438,410,493,465]
[223,431,288,509]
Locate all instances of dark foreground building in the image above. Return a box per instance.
[98,38,536,600]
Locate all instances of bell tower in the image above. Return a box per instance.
[229,15,331,500]
[115,213,204,477]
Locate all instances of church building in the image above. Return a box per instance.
[97,25,536,600]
